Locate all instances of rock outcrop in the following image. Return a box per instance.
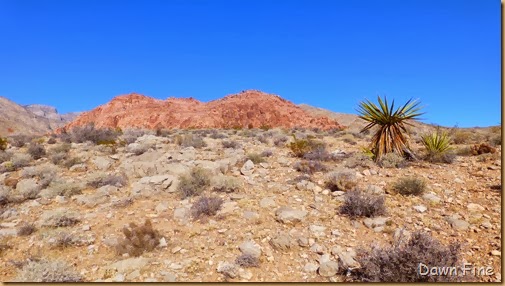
[61,90,344,131]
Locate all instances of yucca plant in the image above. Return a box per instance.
[421,130,455,163]
[357,96,424,162]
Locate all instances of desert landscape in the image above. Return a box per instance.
[0,90,501,282]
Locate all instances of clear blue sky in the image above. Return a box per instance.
[0,0,500,127]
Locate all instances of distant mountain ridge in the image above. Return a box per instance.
[0,97,81,136]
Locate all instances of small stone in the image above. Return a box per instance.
[363,217,389,229]
[454,178,464,184]
[82,225,91,231]
[297,237,309,247]
[159,237,168,248]
[322,189,330,195]
[318,261,339,277]
[491,250,501,256]
[113,273,125,282]
[238,269,253,280]
[217,261,238,278]
[331,230,341,237]
[171,246,182,254]
[310,243,325,254]
[467,203,485,213]
[413,205,427,213]
[259,197,276,208]
[362,169,371,176]
[275,207,307,224]
[304,263,319,273]
[239,240,262,258]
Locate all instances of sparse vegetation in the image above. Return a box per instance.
[115,219,161,257]
[246,152,266,164]
[421,130,455,163]
[212,176,241,193]
[9,135,33,148]
[190,196,223,220]
[17,223,36,236]
[378,152,407,168]
[178,167,212,198]
[121,128,155,144]
[222,140,241,149]
[325,169,357,192]
[357,96,423,161]
[451,130,474,144]
[40,210,80,228]
[273,135,288,146]
[27,143,46,160]
[174,134,207,148]
[68,123,120,145]
[288,135,324,158]
[235,254,260,268]
[339,189,386,218]
[345,152,375,169]
[14,259,84,282]
[293,160,328,174]
[352,231,461,282]
[87,173,127,188]
[393,177,426,196]
[0,151,12,164]
[11,153,31,169]
[0,137,7,151]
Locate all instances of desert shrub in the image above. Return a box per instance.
[27,143,46,160]
[14,259,84,282]
[341,133,357,145]
[273,135,288,146]
[62,157,82,168]
[352,231,461,282]
[257,134,269,144]
[455,146,473,156]
[288,135,324,158]
[222,140,241,149]
[21,165,56,189]
[235,254,260,268]
[177,167,211,198]
[43,181,84,198]
[325,169,357,192]
[69,123,120,145]
[424,151,456,164]
[47,137,57,144]
[190,196,223,220]
[488,134,501,146]
[9,135,33,148]
[293,160,328,174]
[49,152,67,165]
[50,232,79,249]
[451,130,474,144]
[155,128,172,137]
[115,219,161,257]
[111,197,134,208]
[121,128,155,144]
[286,174,312,185]
[339,189,386,218]
[345,152,375,169]
[208,130,227,139]
[50,143,71,154]
[11,153,31,169]
[0,151,12,164]
[393,177,426,196]
[87,173,127,188]
[212,176,241,193]
[0,137,7,151]
[378,152,407,168]
[17,223,37,236]
[302,145,336,161]
[261,150,273,157]
[246,152,266,164]
[174,134,207,148]
[40,209,80,228]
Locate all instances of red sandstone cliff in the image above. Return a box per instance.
[60,90,344,131]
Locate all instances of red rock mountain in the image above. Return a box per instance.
[61,90,344,131]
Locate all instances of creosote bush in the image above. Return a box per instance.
[339,189,386,218]
[325,169,357,192]
[191,196,223,220]
[177,167,212,198]
[212,176,241,193]
[115,219,161,257]
[352,231,461,282]
[393,177,426,196]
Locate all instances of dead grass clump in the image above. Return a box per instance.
[62,157,82,168]
[191,196,223,220]
[11,153,31,169]
[246,152,266,164]
[209,130,228,139]
[115,219,161,257]
[40,210,80,228]
[393,177,426,196]
[50,232,79,249]
[177,167,212,198]
[339,189,386,218]
[341,133,357,145]
[378,152,407,168]
[260,150,273,157]
[424,151,456,164]
[212,176,241,193]
[257,134,269,144]
[87,174,127,188]
[302,145,337,162]
[352,231,461,282]
[9,135,33,148]
[175,134,207,148]
[0,151,12,164]
[455,146,473,156]
[273,136,288,147]
[325,169,357,192]
[14,259,84,282]
[235,254,260,268]
[50,143,71,154]
[451,130,474,144]
[222,140,241,149]
[17,223,37,236]
[293,160,328,175]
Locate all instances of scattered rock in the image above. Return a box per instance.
[239,240,262,259]
[467,203,485,212]
[240,160,255,176]
[304,263,319,273]
[269,232,295,251]
[275,207,307,224]
[217,261,238,278]
[259,197,276,208]
[363,217,389,229]
[413,205,427,213]
[318,261,339,277]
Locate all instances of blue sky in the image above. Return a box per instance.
[0,0,500,127]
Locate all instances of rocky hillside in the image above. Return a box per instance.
[0,97,80,137]
[61,90,344,132]
[0,126,501,282]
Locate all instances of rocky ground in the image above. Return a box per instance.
[0,127,501,282]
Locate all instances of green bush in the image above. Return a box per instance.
[422,130,454,163]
